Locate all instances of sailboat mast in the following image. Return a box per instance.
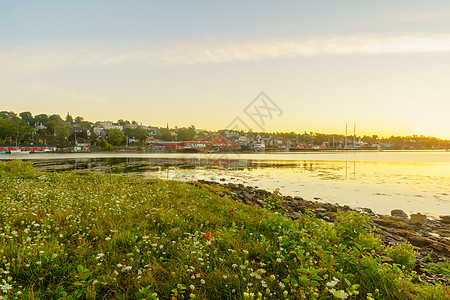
[353,123,356,147]
[345,123,348,149]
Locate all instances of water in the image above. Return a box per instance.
[2,151,449,216]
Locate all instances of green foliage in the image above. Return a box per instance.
[99,139,115,151]
[265,188,284,210]
[0,159,35,176]
[176,126,196,141]
[421,259,450,276]
[385,243,416,270]
[107,128,125,145]
[159,127,172,141]
[134,127,149,143]
[0,170,446,299]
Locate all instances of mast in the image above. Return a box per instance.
[345,123,347,149]
[353,123,356,147]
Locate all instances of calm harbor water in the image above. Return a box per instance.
[3,151,449,217]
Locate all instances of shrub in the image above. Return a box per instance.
[266,188,284,210]
[385,243,416,270]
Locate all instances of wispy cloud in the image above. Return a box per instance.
[2,32,450,76]
[378,7,450,23]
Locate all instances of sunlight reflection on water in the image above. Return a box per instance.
[9,151,450,217]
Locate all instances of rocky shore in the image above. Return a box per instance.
[193,179,450,285]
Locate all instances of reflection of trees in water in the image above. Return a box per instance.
[31,157,356,180]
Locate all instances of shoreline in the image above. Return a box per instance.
[192,179,450,284]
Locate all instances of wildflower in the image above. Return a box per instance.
[105,237,111,241]
[232,264,238,268]
[36,261,42,265]
[0,281,13,293]
[331,290,349,299]
[204,231,213,241]
[223,275,227,279]
[190,284,195,290]
[326,277,339,288]
[117,263,123,268]
[276,258,282,263]
[200,279,205,284]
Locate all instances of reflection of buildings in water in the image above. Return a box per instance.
[32,157,359,181]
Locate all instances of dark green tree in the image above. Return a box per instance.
[107,128,125,146]
[134,127,149,143]
[54,120,72,145]
[176,126,196,141]
[65,113,74,123]
[34,114,49,125]
[74,116,84,123]
[159,128,172,141]
[19,111,34,126]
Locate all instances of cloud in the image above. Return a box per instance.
[378,7,450,23]
[2,32,450,76]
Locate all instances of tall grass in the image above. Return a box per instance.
[0,160,447,299]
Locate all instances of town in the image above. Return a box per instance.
[1,111,449,153]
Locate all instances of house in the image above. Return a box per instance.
[0,144,57,153]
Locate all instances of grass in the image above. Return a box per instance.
[0,160,448,299]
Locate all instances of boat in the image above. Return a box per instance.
[253,142,265,152]
[183,144,207,153]
[10,149,30,154]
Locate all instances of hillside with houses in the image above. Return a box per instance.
[0,111,449,153]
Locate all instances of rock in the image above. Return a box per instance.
[407,235,431,247]
[391,209,408,218]
[439,215,450,224]
[361,207,373,214]
[410,213,428,226]
[294,196,303,201]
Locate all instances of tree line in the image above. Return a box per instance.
[0,110,448,149]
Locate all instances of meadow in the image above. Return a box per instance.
[0,160,448,299]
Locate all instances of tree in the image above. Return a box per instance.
[123,127,134,138]
[75,116,84,123]
[45,120,57,135]
[19,111,34,126]
[65,113,74,123]
[117,119,130,125]
[54,120,71,144]
[34,114,49,125]
[134,127,149,143]
[176,127,195,141]
[78,121,92,131]
[107,128,125,146]
[0,111,32,144]
[159,128,172,141]
[49,114,63,122]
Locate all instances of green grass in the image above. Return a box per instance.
[0,160,448,299]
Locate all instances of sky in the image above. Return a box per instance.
[1,0,450,139]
